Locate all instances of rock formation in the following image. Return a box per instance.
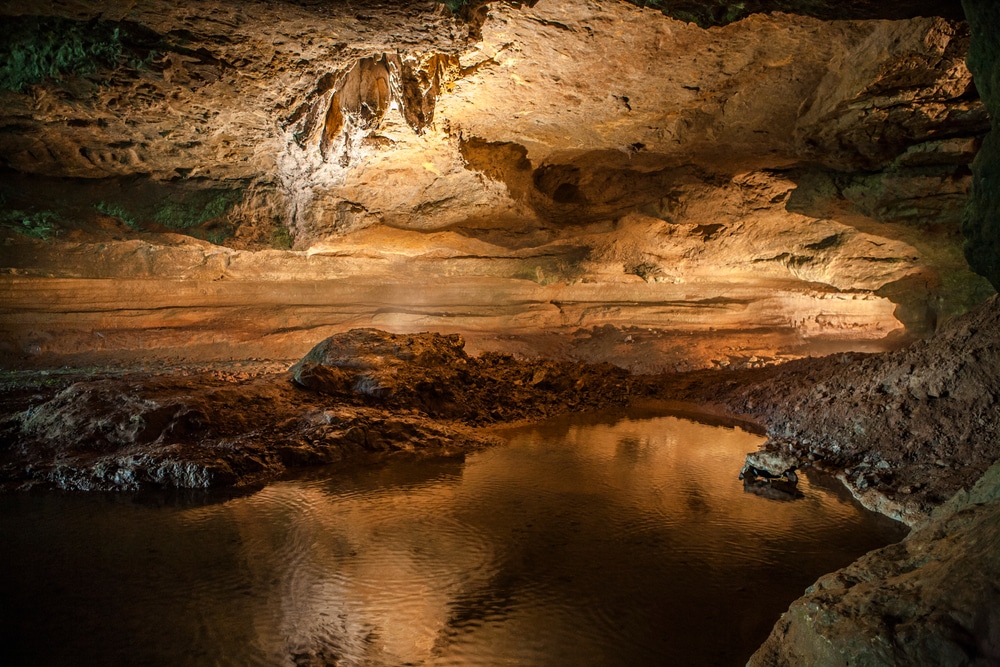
[0,0,993,369]
[1,0,999,665]
[0,330,647,491]
[749,460,1000,667]
[735,3,1000,662]
[962,0,1000,291]
[674,294,1000,526]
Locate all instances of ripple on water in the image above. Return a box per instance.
[0,411,907,667]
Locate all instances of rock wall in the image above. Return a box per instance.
[962,0,1000,291]
[0,0,993,367]
[735,7,1000,663]
[748,460,1000,667]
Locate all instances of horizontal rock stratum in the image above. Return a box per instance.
[1,1,999,665]
[0,0,994,369]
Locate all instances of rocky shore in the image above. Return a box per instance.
[1,297,998,666]
[0,328,650,492]
[6,296,996,501]
[671,293,1000,528]
[673,294,1000,666]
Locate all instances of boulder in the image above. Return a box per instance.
[748,460,1000,667]
[290,329,470,417]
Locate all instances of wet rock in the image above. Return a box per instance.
[0,333,652,491]
[677,294,1000,526]
[743,447,799,479]
[748,461,1000,667]
[291,329,469,413]
[288,328,643,423]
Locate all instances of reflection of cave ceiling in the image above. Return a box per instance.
[0,0,994,367]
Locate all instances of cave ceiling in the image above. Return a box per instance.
[0,0,994,368]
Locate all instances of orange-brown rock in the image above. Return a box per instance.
[0,0,992,369]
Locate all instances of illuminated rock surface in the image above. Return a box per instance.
[0,0,993,367]
[1,0,999,665]
[0,330,644,491]
[673,293,1000,526]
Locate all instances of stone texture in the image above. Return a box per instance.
[291,328,641,421]
[0,0,992,369]
[0,330,649,490]
[673,294,1000,526]
[962,0,1000,291]
[748,460,1000,667]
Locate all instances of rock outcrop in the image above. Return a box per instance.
[733,7,1000,661]
[0,0,993,370]
[673,294,1000,526]
[962,0,1000,291]
[0,329,649,491]
[748,460,1000,667]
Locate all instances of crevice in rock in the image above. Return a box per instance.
[288,51,460,167]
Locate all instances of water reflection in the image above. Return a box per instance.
[0,410,907,666]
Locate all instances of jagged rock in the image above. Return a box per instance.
[674,294,1000,525]
[743,447,799,479]
[289,327,642,421]
[0,368,501,491]
[0,0,985,236]
[962,0,1000,291]
[0,0,991,369]
[291,329,470,413]
[748,460,1000,667]
[0,330,653,490]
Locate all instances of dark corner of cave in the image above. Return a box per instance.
[0,0,998,665]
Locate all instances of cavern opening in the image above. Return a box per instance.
[1,1,998,665]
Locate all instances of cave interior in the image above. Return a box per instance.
[1,0,999,665]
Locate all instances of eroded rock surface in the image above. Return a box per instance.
[748,461,1000,667]
[0,0,993,370]
[673,294,1000,526]
[0,330,648,491]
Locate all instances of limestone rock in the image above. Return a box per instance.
[0,331,655,490]
[0,367,499,491]
[679,294,1000,525]
[288,327,642,421]
[743,446,799,478]
[0,0,991,370]
[748,460,1000,667]
[962,0,1000,290]
[291,329,469,408]
[0,0,986,237]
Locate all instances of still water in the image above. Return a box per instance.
[0,409,906,666]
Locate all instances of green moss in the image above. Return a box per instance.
[722,3,749,23]
[271,225,294,250]
[204,228,233,246]
[95,200,139,229]
[0,17,125,91]
[0,209,61,240]
[152,191,239,230]
[92,189,241,245]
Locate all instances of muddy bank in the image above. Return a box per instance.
[3,297,998,507]
[666,294,1000,527]
[0,330,651,491]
